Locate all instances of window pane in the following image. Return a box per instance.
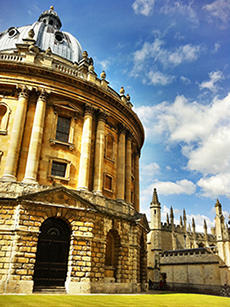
[51,161,67,177]
[56,116,71,142]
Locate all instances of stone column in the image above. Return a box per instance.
[134,150,140,212]
[23,91,48,183]
[116,125,126,201]
[77,105,94,190]
[1,88,29,182]
[93,112,106,194]
[125,134,132,203]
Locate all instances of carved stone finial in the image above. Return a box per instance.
[82,50,88,59]
[215,199,221,207]
[166,213,169,225]
[192,217,195,229]
[120,86,125,95]
[28,29,35,39]
[170,206,174,219]
[45,47,52,55]
[204,219,207,230]
[88,64,94,72]
[183,209,186,220]
[100,71,106,80]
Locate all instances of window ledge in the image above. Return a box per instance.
[103,187,113,194]
[104,155,115,163]
[49,138,74,150]
[48,175,70,182]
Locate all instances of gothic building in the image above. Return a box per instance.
[147,188,230,294]
[0,7,149,294]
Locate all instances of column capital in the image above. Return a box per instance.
[84,104,95,116]
[18,87,30,99]
[117,123,126,135]
[97,110,108,122]
[38,90,49,102]
[126,130,133,141]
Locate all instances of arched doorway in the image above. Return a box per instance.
[33,217,71,289]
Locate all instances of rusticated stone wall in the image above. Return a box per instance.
[0,185,149,294]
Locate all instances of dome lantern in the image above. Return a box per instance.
[38,6,62,30]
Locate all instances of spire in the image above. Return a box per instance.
[215,199,222,215]
[152,188,160,205]
[204,219,207,230]
[204,219,207,235]
[192,217,196,232]
[215,199,221,208]
[188,223,191,232]
[180,216,183,227]
[166,213,169,225]
[183,209,186,221]
[170,206,174,219]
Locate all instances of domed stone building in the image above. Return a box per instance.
[0,7,149,294]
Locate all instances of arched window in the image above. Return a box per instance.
[105,133,114,160]
[0,102,11,135]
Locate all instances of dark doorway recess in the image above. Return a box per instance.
[33,217,71,288]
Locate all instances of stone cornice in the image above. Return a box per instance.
[0,57,144,149]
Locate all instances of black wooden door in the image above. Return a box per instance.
[33,218,71,287]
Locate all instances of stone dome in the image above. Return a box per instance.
[0,6,83,63]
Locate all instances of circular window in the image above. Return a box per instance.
[8,27,18,38]
[55,31,64,43]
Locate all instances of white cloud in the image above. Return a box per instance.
[203,0,230,26]
[161,1,198,26]
[132,38,201,85]
[132,0,155,16]
[141,162,160,179]
[200,71,224,92]
[133,38,201,68]
[99,59,110,71]
[197,173,230,198]
[140,179,195,209]
[180,76,191,84]
[213,42,221,53]
[147,71,174,85]
[168,44,201,65]
[154,179,196,195]
[135,93,230,198]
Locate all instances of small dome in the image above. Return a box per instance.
[0,7,83,63]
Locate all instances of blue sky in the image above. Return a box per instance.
[1,0,230,231]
